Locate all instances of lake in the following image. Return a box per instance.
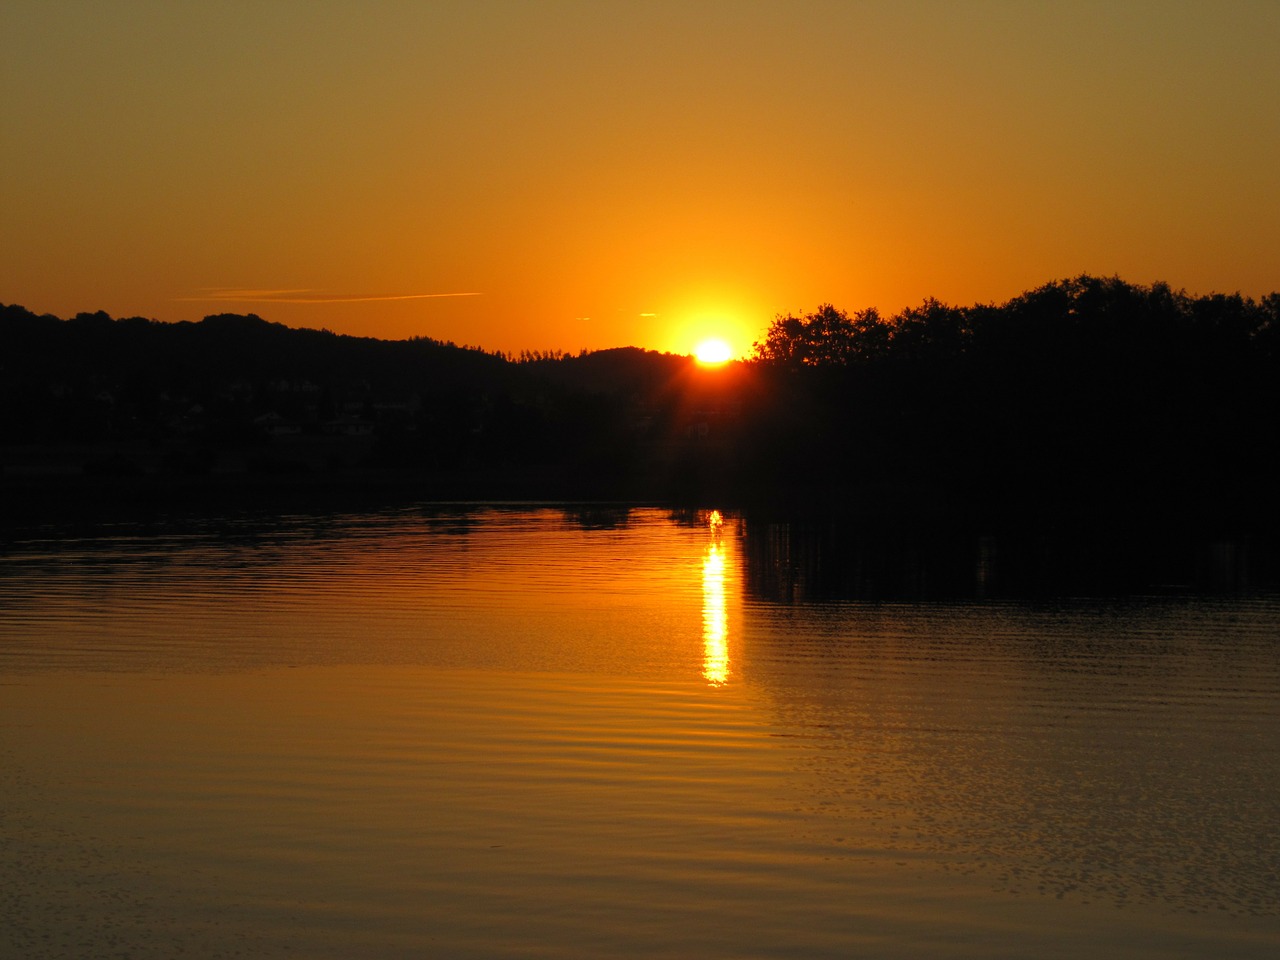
[2,505,1278,959]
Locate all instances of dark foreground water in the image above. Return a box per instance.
[2,506,1278,959]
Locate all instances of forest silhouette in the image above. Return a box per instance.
[2,276,1277,530]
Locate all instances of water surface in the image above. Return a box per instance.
[2,507,1278,958]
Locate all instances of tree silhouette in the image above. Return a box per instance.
[752,304,887,367]
[4,277,1278,528]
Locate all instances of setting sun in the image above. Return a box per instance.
[694,338,733,365]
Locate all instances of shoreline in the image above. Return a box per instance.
[4,451,1275,541]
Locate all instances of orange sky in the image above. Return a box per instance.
[3,1,1278,357]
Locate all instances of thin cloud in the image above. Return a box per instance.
[177,288,482,304]
[639,312,658,317]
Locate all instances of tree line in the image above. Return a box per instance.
[742,276,1278,527]
[2,276,1277,529]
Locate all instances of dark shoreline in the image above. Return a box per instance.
[5,471,1277,603]
[6,282,1277,543]
[4,454,1274,539]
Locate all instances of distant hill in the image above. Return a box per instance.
[0,305,511,393]
[0,304,710,511]
[3,278,1278,532]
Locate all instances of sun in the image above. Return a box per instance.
[694,338,733,365]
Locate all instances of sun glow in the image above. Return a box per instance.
[694,338,733,365]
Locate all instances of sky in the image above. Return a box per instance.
[3,1,1278,357]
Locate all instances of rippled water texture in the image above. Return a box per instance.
[2,507,1278,958]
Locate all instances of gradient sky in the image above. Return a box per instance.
[4,1,1278,356]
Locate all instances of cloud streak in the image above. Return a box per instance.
[177,288,482,304]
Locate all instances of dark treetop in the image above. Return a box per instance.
[3,276,1277,532]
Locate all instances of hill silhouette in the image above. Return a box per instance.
[3,276,1277,531]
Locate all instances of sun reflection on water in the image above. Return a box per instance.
[702,513,729,685]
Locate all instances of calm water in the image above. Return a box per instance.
[2,506,1278,959]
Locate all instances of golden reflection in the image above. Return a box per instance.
[702,534,729,686]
